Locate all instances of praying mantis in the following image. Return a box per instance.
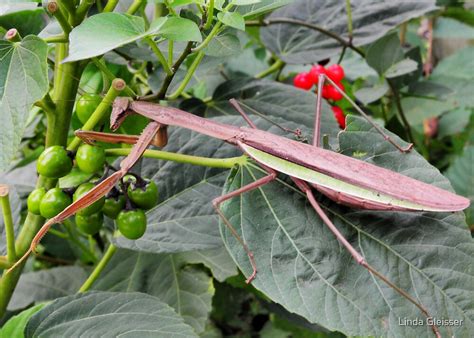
[7,75,469,337]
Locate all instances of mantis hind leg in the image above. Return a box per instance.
[213,165,277,283]
[313,74,413,152]
[291,177,441,338]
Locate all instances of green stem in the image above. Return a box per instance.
[387,80,415,144]
[92,58,136,97]
[0,257,11,270]
[0,189,16,262]
[63,220,97,263]
[167,51,204,100]
[255,59,284,79]
[126,0,144,15]
[103,0,119,12]
[168,40,173,67]
[48,228,69,239]
[246,18,364,57]
[345,0,353,39]
[193,22,222,52]
[35,93,56,117]
[164,0,177,16]
[78,244,117,292]
[68,78,126,151]
[204,0,215,30]
[106,148,247,168]
[48,2,72,35]
[74,0,95,25]
[144,36,173,76]
[43,35,68,43]
[0,41,82,318]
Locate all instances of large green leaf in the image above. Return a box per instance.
[0,303,46,338]
[64,13,201,62]
[446,146,474,227]
[8,266,88,311]
[25,291,197,337]
[261,0,438,64]
[92,249,215,334]
[0,36,48,172]
[219,115,474,336]
[237,0,294,19]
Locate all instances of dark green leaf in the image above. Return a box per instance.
[366,33,404,75]
[354,80,388,104]
[237,0,293,19]
[92,249,214,334]
[438,108,472,138]
[0,303,46,338]
[204,33,241,57]
[0,8,45,36]
[384,58,418,78]
[26,291,197,337]
[0,36,48,172]
[446,145,473,226]
[220,115,474,336]
[217,12,245,31]
[261,0,437,64]
[8,266,88,311]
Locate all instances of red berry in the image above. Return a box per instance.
[331,106,345,129]
[326,64,345,82]
[321,85,332,99]
[293,72,313,90]
[327,82,345,101]
[309,65,326,84]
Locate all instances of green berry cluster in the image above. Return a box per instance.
[29,139,158,240]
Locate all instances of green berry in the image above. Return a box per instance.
[75,144,106,174]
[76,212,103,235]
[37,146,73,179]
[73,182,105,216]
[103,195,126,219]
[116,209,147,240]
[27,188,46,215]
[127,180,158,210]
[40,188,72,219]
[76,93,102,124]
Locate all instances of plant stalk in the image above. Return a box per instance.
[78,244,117,292]
[144,36,173,76]
[68,78,126,150]
[103,0,119,12]
[167,51,205,100]
[92,58,136,97]
[106,148,247,168]
[0,187,16,262]
[255,59,285,79]
[126,0,144,15]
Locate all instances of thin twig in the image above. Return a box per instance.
[246,18,364,57]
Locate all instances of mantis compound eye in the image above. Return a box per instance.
[110,97,132,131]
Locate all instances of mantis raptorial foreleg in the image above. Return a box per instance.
[7,122,162,273]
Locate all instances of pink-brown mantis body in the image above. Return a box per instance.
[7,75,469,337]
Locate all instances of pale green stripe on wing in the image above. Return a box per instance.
[241,144,441,212]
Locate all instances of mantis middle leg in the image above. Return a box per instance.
[313,74,413,152]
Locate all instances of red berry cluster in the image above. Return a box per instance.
[293,64,347,129]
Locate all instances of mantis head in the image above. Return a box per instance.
[111,97,134,131]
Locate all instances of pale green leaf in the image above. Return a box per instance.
[158,17,202,42]
[384,58,418,78]
[217,11,245,31]
[0,36,48,172]
[0,303,46,338]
